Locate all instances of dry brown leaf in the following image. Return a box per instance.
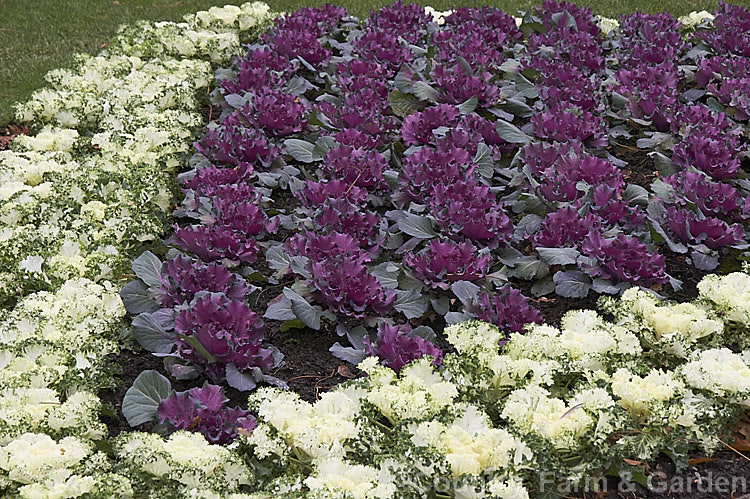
[687,457,716,465]
[623,458,644,466]
[337,365,357,379]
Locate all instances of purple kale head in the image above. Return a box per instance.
[471,287,542,337]
[537,0,600,35]
[364,323,443,373]
[401,104,460,146]
[171,224,259,265]
[366,1,431,43]
[286,231,369,266]
[156,256,248,308]
[697,3,750,57]
[310,259,395,318]
[432,63,499,107]
[581,231,667,286]
[322,145,387,190]
[298,180,369,208]
[220,48,293,95]
[430,180,513,244]
[194,113,278,168]
[403,239,491,290]
[352,29,412,74]
[671,134,742,180]
[531,106,607,148]
[156,384,257,444]
[398,145,473,205]
[239,88,309,137]
[665,207,744,250]
[314,200,385,251]
[663,172,744,220]
[174,293,274,377]
[531,207,600,248]
[181,165,255,199]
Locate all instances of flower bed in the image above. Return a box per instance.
[1,1,750,498]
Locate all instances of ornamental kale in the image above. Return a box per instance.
[322,145,388,190]
[581,232,668,286]
[665,207,744,250]
[531,106,607,148]
[194,113,278,168]
[310,259,396,318]
[364,323,442,372]
[430,180,513,245]
[237,87,309,137]
[662,172,746,220]
[171,224,260,264]
[174,293,275,380]
[155,255,248,307]
[531,207,600,248]
[220,48,293,95]
[431,63,499,107]
[471,287,543,337]
[404,239,491,290]
[401,104,460,146]
[671,134,741,180]
[365,1,431,44]
[156,384,257,444]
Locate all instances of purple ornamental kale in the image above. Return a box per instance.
[614,63,679,131]
[471,287,543,338]
[581,231,667,286]
[322,145,388,190]
[156,384,257,444]
[578,185,645,229]
[527,28,604,74]
[310,259,396,318]
[531,207,600,248]
[671,134,742,180]
[171,224,259,264]
[671,104,735,138]
[364,323,443,373]
[366,1,431,44]
[212,197,277,239]
[401,104,460,146]
[432,24,508,68]
[286,231,370,266]
[314,200,384,251]
[174,293,275,380]
[181,164,255,199]
[220,48,293,95]
[536,0,600,35]
[398,145,474,205]
[298,180,369,208]
[194,113,278,168]
[538,154,623,202]
[530,58,601,111]
[352,30,412,75]
[238,88,309,137]
[663,172,745,220]
[431,63,499,107]
[269,29,332,65]
[708,77,750,121]
[531,106,608,148]
[695,56,750,88]
[403,239,491,290]
[430,180,513,245]
[155,256,248,308]
[697,3,750,57]
[665,207,744,250]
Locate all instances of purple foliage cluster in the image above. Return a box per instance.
[124,0,750,411]
[156,384,257,444]
[364,323,443,372]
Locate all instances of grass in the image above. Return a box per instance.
[1,0,750,128]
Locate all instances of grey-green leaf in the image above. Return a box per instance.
[284,139,315,163]
[473,143,494,178]
[131,311,174,353]
[397,214,437,239]
[496,120,532,144]
[131,251,163,288]
[412,81,439,102]
[536,247,580,266]
[120,280,159,315]
[394,288,428,319]
[553,271,592,298]
[122,370,172,426]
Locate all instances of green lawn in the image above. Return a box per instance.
[1,0,749,128]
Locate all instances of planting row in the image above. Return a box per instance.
[0,3,276,497]
[123,1,750,395]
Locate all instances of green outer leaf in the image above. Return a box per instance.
[553,270,592,298]
[177,333,217,363]
[131,311,174,354]
[457,95,478,115]
[394,288,428,319]
[536,247,580,266]
[131,250,163,288]
[120,280,159,315]
[122,370,172,427]
[389,91,421,118]
[283,139,315,163]
[412,81,439,102]
[289,298,322,330]
[496,120,532,144]
[473,143,494,178]
[397,214,438,239]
